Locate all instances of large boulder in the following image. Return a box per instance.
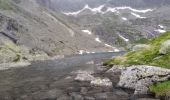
[159,40,170,54]
[116,65,170,94]
[132,44,150,51]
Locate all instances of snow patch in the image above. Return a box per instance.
[118,34,129,42]
[63,4,105,16]
[155,29,166,33]
[131,12,146,19]
[114,49,120,52]
[116,7,153,13]
[158,25,164,29]
[63,5,153,16]
[122,17,128,21]
[82,30,92,35]
[105,44,113,48]
[79,50,85,55]
[95,37,102,43]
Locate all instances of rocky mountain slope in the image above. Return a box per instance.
[0,0,116,63]
[1,0,170,63]
[43,0,170,47]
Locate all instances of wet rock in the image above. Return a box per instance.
[136,98,159,100]
[159,40,170,54]
[75,72,95,82]
[80,87,88,95]
[106,65,125,74]
[58,95,73,100]
[133,44,150,51]
[84,96,95,100]
[91,77,112,87]
[117,65,170,95]
[96,65,109,73]
[70,92,84,100]
[31,89,63,99]
[114,90,129,97]
[94,93,108,100]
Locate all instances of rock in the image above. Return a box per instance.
[117,65,170,95]
[57,95,73,100]
[114,90,129,97]
[74,72,95,82]
[96,65,109,73]
[94,93,108,100]
[84,96,95,100]
[70,92,84,100]
[106,65,125,74]
[133,44,150,51]
[80,87,88,95]
[91,77,112,87]
[31,89,63,99]
[159,40,170,54]
[136,98,159,100]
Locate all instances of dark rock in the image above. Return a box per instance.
[84,96,95,100]
[70,92,84,100]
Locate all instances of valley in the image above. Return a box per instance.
[0,0,170,100]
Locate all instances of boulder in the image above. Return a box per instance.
[159,40,170,54]
[133,44,150,51]
[117,65,170,95]
[91,77,112,87]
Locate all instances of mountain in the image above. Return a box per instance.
[37,0,170,48]
[0,0,170,63]
[0,0,116,63]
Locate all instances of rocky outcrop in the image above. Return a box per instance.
[114,65,170,94]
[132,44,151,51]
[159,40,170,54]
[74,70,113,88]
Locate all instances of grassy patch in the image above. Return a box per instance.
[150,81,170,97]
[104,32,170,68]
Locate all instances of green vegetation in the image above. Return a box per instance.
[104,32,170,97]
[0,0,12,10]
[150,81,170,97]
[134,38,149,44]
[104,32,170,68]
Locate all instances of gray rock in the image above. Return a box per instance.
[117,65,170,95]
[80,87,88,95]
[94,93,108,100]
[159,40,170,54]
[115,90,129,97]
[133,44,150,51]
[58,95,73,100]
[84,96,95,100]
[31,89,63,99]
[137,98,159,100]
[70,92,84,100]
[74,72,95,82]
[106,65,125,74]
[90,77,112,87]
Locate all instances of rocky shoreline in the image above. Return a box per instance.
[73,64,170,100]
